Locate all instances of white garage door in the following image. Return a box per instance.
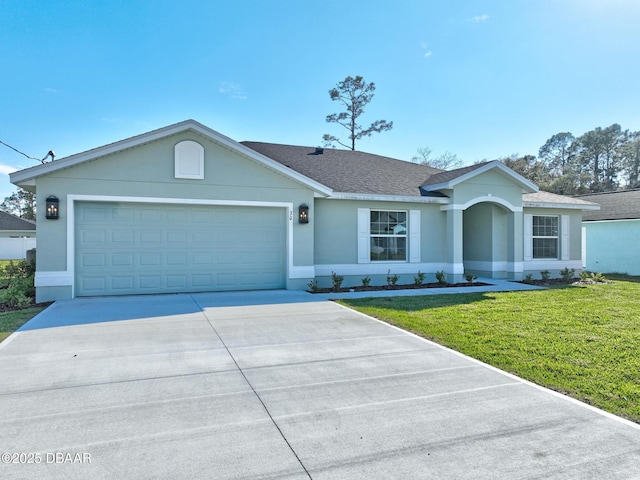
[75,202,286,296]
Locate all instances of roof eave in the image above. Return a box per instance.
[9,120,333,197]
[523,201,601,210]
[327,192,450,204]
[422,161,539,194]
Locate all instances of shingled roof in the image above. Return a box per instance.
[0,211,36,231]
[574,189,640,221]
[241,142,443,197]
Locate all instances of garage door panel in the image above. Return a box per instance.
[75,202,286,296]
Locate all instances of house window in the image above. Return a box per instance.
[532,215,559,259]
[370,210,407,261]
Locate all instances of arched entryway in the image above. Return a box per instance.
[463,202,509,278]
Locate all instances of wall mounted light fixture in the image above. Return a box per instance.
[298,204,309,224]
[45,195,59,220]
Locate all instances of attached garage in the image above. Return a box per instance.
[74,201,287,296]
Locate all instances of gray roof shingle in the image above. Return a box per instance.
[574,190,640,221]
[241,142,443,197]
[0,211,36,231]
[420,162,489,187]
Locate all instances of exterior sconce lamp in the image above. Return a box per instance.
[46,195,60,220]
[298,204,309,224]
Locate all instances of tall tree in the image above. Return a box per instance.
[323,75,393,150]
[574,124,625,192]
[538,132,575,177]
[500,154,552,189]
[0,188,36,220]
[620,131,640,188]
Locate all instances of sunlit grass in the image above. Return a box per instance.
[0,306,47,343]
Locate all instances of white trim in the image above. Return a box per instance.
[446,262,465,275]
[315,263,446,277]
[508,261,524,273]
[524,259,582,271]
[561,215,570,260]
[64,194,296,298]
[174,140,204,179]
[463,261,508,272]
[441,196,522,213]
[409,210,421,263]
[34,271,73,288]
[524,201,599,210]
[357,208,371,264]
[289,266,315,279]
[423,161,539,193]
[582,227,587,269]
[329,192,449,204]
[10,120,333,197]
[524,214,533,262]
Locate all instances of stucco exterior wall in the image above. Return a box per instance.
[523,207,584,279]
[583,219,640,275]
[33,131,317,300]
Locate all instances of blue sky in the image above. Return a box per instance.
[2,0,640,199]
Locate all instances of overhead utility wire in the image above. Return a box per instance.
[0,140,55,163]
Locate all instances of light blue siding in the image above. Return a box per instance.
[583,219,640,275]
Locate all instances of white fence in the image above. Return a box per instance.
[0,238,37,260]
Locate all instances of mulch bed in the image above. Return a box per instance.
[0,301,53,314]
[309,282,492,294]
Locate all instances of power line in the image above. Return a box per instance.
[0,140,55,163]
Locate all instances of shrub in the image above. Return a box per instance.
[435,270,447,285]
[464,272,477,284]
[414,271,426,286]
[2,282,32,309]
[540,270,551,283]
[361,276,371,287]
[1,260,35,308]
[1,259,35,289]
[560,267,576,283]
[387,270,399,286]
[524,273,534,284]
[307,279,320,293]
[331,271,344,292]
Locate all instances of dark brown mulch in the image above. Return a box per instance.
[309,282,492,294]
[0,301,53,314]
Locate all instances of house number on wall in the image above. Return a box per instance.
[289,210,293,221]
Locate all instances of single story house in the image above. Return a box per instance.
[0,211,36,260]
[575,189,640,275]
[10,120,599,302]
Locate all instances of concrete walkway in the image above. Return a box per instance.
[1,286,639,479]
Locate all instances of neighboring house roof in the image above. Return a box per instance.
[241,142,443,197]
[523,191,600,210]
[0,211,36,231]
[574,189,640,221]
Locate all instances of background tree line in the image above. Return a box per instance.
[415,124,640,195]
[500,124,640,195]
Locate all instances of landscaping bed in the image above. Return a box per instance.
[309,281,492,294]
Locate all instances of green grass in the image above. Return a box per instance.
[339,279,640,423]
[0,306,47,343]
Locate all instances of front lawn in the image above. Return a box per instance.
[339,279,640,423]
[0,306,48,343]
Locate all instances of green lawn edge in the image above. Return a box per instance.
[0,306,48,343]
[339,279,640,424]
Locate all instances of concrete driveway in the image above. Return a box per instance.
[1,290,639,479]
